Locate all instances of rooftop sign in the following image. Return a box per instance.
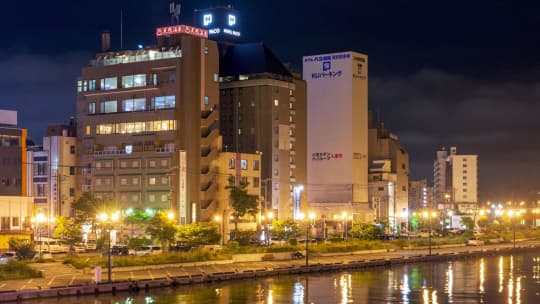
[156,25,208,39]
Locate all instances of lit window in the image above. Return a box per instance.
[204,96,209,105]
[88,102,96,114]
[122,98,146,112]
[213,73,218,82]
[85,125,91,136]
[152,96,176,109]
[149,177,156,185]
[89,80,96,91]
[274,99,279,106]
[100,77,117,90]
[241,159,248,170]
[228,159,235,169]
[100,100,117,113]
[125,145,133,154]
[122,74,146,88]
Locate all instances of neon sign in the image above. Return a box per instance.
[203,14,213,26]
[228,14,236,26]
[156,25,208,39]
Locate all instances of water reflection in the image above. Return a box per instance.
[23,252,540,304]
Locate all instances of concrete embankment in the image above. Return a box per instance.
[0,245,537,303]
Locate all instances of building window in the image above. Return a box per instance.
[274,154,279,161]
[253,177,260,188]
[273,169,279,176]
[213,73,219,82]
[149,177,156,185]
[89,80,96,91]
[85,125,91,136]
[463,170,467,174]
[36,163,47,176]
[253,160,259,171]
[204,46,209,54]
[100,77,117,90]
[122,74,146,88]
[70,145,75,154]
[228,158,235,169]
[12,217,19,227]
[100,100,117,113]
[463,164,467,167]
[152,73,157,85]
[204,96,209,105]
[463,189,467,192]
[152,96,176,109]
[228,175,235,186]
[69,166,75,175]
[123,98,146,112]
[1,217,9,229]
[378,187,385,191]
[88,102,96,114]
[402,186,406,191]
[69,188,75,197]
[241,159,247,170]
[274,99,279,106]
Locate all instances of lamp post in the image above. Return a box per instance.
[31,213,55,259]
[422,210,438,255]
[266,211,274,246]
[97,211,119,283]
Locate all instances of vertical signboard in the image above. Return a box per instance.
[179,150,187,225]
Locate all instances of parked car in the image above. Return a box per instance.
[447,228,462,235]
[34,238,69,253]
[419,230,436,238]
[110,245,129,256]
[467,237,485,246]
[132,245,162,256]
[269,238,287,246]
[0,252,17,264]
[32,251,53,260]
[85,239,97,251]
[72,243,86,253]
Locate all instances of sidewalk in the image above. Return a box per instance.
[0,240,539,302]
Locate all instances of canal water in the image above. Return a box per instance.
[22,251,540,303]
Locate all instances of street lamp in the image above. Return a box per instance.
[266,211,274,246]
[214,214,224,246]
[97,211,119,283]
[507,209,523,249]
[31,213,55,259]
[422,210,438,255]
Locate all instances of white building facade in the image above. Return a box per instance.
[303,51,369,220]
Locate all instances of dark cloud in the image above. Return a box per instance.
[371,69,540,201]
[0,53,90,142]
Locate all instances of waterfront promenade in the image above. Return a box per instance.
[1,240,539,302]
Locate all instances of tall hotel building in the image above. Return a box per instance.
[194,6,307,220]
[303,52,369,219]
[76,26,220,225]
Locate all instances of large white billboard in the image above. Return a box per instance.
[303,51,368,204]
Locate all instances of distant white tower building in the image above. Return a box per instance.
[433,146,478,212]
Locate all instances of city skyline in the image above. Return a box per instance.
[0,0,539,202]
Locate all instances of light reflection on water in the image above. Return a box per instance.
[23,252,540,304]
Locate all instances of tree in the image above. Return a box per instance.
[145,211,178,252]
[269,219,299,241]
[177,223,221,247]
[8,238,35,259]
[226,177,259,233]
[349,222,382,240]
[54,216,82,248]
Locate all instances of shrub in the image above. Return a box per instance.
[0,261,42,280]
[8,238,35,260]
[289,238,298,246]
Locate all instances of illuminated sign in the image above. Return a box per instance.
[156,25,208,38]
[223,28,241,37]
[312,152,343,161]
[304,53,351,79]
[209,28,220,34]
[203,14,213,26]
[228,14,236,26]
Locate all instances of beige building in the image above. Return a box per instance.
[433,147,478,212]
[76,26,220,225]
[408,179,432,212]
[214,152,262,242]
[26,123,77,221]
[219,43,307,221]
[368,117,409,230]
[303,52,369,221]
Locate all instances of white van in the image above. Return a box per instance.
[34,238,69,253]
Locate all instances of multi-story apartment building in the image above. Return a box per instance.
[215,151,262,242]
[76,25,220,225]
[0,110,33,247]
[408,179,432,212]
[26,122,77,219]
[433,147,478,212]
[218,43,307,221]
[368,117,409,229]
[303,51,369,221]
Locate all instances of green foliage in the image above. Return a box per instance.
[145,211,178,251]
[288,238,298,246]
[8,238,35,260]
[477,217,489,228]
[54,216,82,245]
[349,222,382,240]
[0,261,43,280]
[230,230,257,246]
[327,232,344,242]
[227,241,240,251]
[64,250,231,269]
[72,192,116,220]
[177,222,221,247]
[226,177,259,231]
[270,219,299,240]
[127,237,151,249]
[461,216,474,232]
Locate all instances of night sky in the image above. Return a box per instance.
[1,0,540,202]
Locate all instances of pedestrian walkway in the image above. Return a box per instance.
[0,240,538,296]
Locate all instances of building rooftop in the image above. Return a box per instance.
[220,43,292,78]
[89,47,182,67]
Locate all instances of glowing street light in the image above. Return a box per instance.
[422,210,438,255]
[97,211,120,283]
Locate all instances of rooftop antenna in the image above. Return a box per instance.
[120,10,124,50]
[170,2,181,25]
